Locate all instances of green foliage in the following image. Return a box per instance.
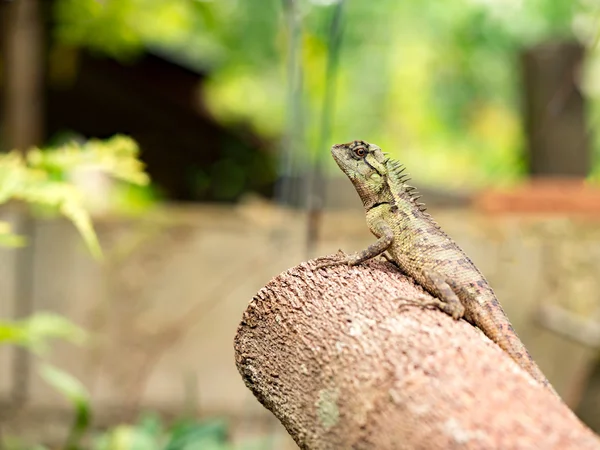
[40,364,89,408]
[0,151,100,257]
[41,364,91,450]
[0,135,152,449]
[53,0,226,65]
[4,413,271,450]
[0,313,86,352]
[0,316,90,449]
[28,135,149,186]
[4,412,271,450]
[0,135,149,258]
[0,221,26,247]
[52,0,600,188]
[92,415,269,450]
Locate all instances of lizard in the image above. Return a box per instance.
[316,139,558,396]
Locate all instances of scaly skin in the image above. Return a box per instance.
[317,140,558,396]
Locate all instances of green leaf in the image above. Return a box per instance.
[0,313,86,353]
[0,135,150,258]
[0,221,26,247]
[0,322,29,345]
[27,135,149,186]
[40,364,89,406]
[40,364,91,450]
[135,412,164,439]
[94,425,160,450]
[60,194,103,259]
[164,420,229,450]
[25,313,87,346]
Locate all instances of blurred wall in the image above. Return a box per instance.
[1,201,600,435]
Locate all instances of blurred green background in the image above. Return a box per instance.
[5,0,600,201]
[48,0,600,186]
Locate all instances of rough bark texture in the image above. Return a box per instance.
[234,257,600,450]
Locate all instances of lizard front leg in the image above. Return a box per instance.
[315,219,393,269]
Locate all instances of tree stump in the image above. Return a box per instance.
[234,257,600,449]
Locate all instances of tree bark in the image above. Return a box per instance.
[234,258,600,450]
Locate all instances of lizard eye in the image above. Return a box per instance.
[354,146,367,157]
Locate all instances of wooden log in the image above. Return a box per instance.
[234,258,600,449]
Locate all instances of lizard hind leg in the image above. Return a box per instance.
[415,269,466,320]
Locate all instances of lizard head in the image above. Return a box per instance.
[331,140,392,209]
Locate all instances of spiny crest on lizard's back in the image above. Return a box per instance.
[384,158,428,213]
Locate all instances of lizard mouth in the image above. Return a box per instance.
[364,158,381,176]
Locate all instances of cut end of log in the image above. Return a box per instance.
[234,257,600,449]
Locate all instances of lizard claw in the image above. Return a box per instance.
[314,251,349,270]
[314,260,346,270]
[395,295,464,320]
